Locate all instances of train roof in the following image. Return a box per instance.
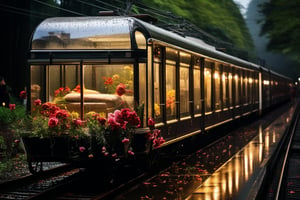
[30,16,291,80]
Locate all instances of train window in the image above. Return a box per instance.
[135,31,146,49]
[222,71,228,108]
[30,65,45,109]
[248,73,253,104]
[139,63,147,127]
[204,62,212,113]
[36,64,135,118]
[166,47,178,61]
[254,76,259,103]
[180,52,191,118]
[243,73,248,104]
[234,73,240,106]
[83,64,134,116]
[214,64,221,111]
[228,73,233,107]
[166,64,177,121]
[46,65,81,115]
[154,62,162,122]
[194,66,201,115]
[180,62,190,118]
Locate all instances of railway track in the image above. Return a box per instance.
[0,164,82,200]
[261,103,300,200]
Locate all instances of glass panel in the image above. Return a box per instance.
[204,67,212,113]
[242,74,247,104]
[135,31,146,49]
[48,65,80,115]
[30,65,44,110]
[38,64,135,118]
[214,65,221,111]
[235,74,240,106]
[244,74,248,104]
[166,47,177,61]
[139,63,146,127]
[154,63,162,122]
[148,47,153,120]
[180,64,190,117]
[194,66,201,115]
[49,65,61,102]
[82,64,134,116]
[32,17,131,49]
[228,73,233,106]
[166,64,176,120]
[249,74,253,104]
[222,72,228,108]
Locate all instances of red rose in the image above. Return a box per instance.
[48,117,59,127]
[34,99,42,106]
[9,104,16,110]
[98,117,106,125]
[19,91,27,99]
[148,118,155,127]
[116,83,126,96]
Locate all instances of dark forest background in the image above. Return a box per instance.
[0,0,299,98]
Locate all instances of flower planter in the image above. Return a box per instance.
[21,136,90,174]
[132,127,152,153]
[22,136,72,162]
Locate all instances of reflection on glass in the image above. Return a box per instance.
[180,65,190,117]
[31,64,135,118]
[214,70,221,110]
[204,67,212,112]
[154,63,162,122]
[32,17,131,49]
[194,67,201,115]
[166,64,176,121]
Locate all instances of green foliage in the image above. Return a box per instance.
[0,107,15,126]
[138,0,254,52]
[260,0,300,61]
[0,105,26,127]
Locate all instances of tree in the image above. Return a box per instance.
[260,0,300,62]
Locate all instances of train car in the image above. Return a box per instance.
[27,16,292,148]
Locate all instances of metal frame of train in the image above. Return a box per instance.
[28,16,293,146]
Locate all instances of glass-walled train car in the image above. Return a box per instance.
[28,16,261,145]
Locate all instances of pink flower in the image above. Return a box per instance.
[108,115,121,130]
[153,137,165,147]
[14,139,20,144]
[9,104,16,110]
[112,153,117,158]
[34,99,42,106]
[128,150,135,155]
[73,119,83,127]
[48,117,58,127]
[122,138,130,144]
[153,129,161,137]
[148,118,155,127]
[19,90,27,99]
[79,146,86,152]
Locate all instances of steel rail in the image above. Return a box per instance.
[275,106,300,200]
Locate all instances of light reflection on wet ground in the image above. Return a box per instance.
[118,104,296,200]
[187,107,295,200]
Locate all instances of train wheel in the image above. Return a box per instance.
[28,160,43,174]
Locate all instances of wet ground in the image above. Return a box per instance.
[0,102,297,199]
[115,102,297,199]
